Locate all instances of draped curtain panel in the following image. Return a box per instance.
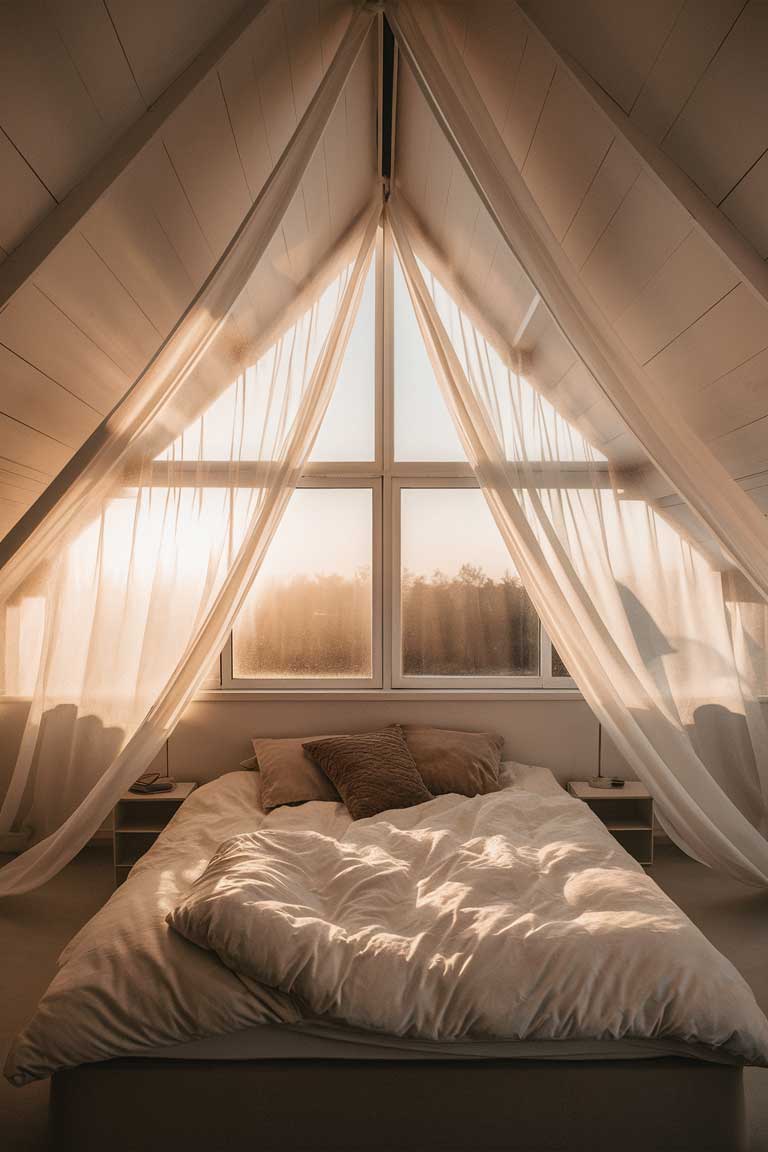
[2,0,768,897]
[386,0,768,609]
[389,201,768,887]
[387,0,768,885]
[0,7,378,896]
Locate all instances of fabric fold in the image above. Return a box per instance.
[386,0,768,608]
[0,2,379,894]
[389,199,768,886]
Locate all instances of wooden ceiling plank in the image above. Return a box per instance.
[693,346,768,441]
[460,1,528,137]
[580,171,692,322]
[283,0,324,124]
[522,66,614,242]
[33,230,161,383]
[0,413,72,476]
[721,149,768,260]
[517,0,768,316]
[80,169,198,339]
[105,0,244,105]
[218,28,273,200]
[561,138,642,269]
[645,283,768,399]
[662,0,768,205]
[0,129,55,254]
[708,415,768,478]
[0,0,273,313]
[0,345,101,447]
[47,0,146,134]
[0,482,41,507]
[317,0,352,70]
[0,282,129,409]
[128,139,214,288]
[519,0,685,115]
[0,0,110,199]
[0,457,53,484]
[254,2,299,173]
[161,70,253,261]
[629,0,747,144]
[500,24,556,171]
[613,230,739,365]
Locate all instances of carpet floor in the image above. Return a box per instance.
[0,841,766,1150]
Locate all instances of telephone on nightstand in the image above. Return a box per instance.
[129,773,177,794]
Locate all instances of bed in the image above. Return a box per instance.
[6,763,768,1151]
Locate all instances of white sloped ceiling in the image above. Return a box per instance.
[0,0,376,541]
[416,0,768,515]
[1,0,767,547]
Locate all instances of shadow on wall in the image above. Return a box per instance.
[616,583,766,832]
[0,703,124,845]
[690,703,766,834]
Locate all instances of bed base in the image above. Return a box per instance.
[50,1055,745,1152]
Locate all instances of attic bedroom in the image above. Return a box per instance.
[0,2,767,1150]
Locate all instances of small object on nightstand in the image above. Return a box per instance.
[567,780,654,865]
[113,781,196,887]
[129,773,177,794]
[587,776,625,789]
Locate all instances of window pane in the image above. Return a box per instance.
[400,488,539,677]
[551,647,570,677]
[310,256,376,462]
[393,253,467,462]
[233,488,372,679]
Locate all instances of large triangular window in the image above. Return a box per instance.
[206,226,575,690]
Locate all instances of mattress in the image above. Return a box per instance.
[146,1019,742,1065]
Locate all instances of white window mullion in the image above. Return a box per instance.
[207,217,579,698]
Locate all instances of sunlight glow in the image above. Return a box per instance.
[233,488,372,679]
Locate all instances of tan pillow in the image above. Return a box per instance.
[401,724,504,797]
[252,736,342,811]
[302,726,432,820]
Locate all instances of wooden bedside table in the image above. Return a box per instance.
[567,781,654,865]
[113,782,197,887]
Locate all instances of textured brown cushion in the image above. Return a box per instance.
[252,736,342,811]
[302,726,432,820]
[401,724,504,797]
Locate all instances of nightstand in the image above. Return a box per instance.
[113,782,197,887]
[567,781,654,865]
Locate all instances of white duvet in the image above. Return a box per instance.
[169,774,768,1062]
[6,766,768,1085]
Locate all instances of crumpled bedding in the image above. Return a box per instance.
[5,765,768,1085]
[168,776,768,1065]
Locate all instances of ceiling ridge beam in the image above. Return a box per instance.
[515,1,768,314]
[0,0,275,313]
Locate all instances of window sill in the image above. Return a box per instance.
[195,688,586,702]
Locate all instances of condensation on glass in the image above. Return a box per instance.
[400,488,539,677]
[232,488,372,679]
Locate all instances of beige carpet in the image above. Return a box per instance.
[0,842,766,1150]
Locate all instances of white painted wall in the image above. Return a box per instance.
[6,693,768,816]
[0,694,630,812]
[172,696,608,785]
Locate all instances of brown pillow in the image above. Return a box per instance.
[401,724,504,797]
[252,736,342,811]
[302,726,432,820]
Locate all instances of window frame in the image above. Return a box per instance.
[221,477,383,692]
[218,221,577,695]
[390,477,573,690]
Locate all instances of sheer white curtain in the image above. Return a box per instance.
[0,7,378,895]
[390,201,768,886]
[387,0,768,609]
